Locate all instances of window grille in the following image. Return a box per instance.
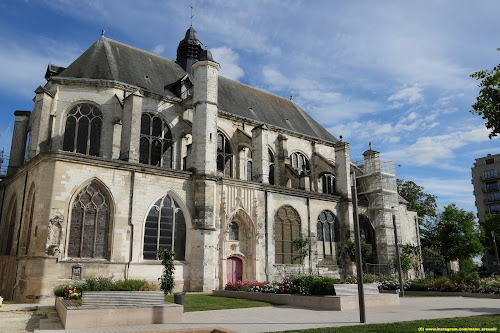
[274,205,301,264]
[139,113,173,167]
[487,192,500,202]
[63,104,102,156]
[143,194,186,260]
[68,183,110,258]
[484,169,497,179]
[217,131,232,177]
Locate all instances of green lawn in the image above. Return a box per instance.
[278,315,500,333]
[164,294,274,312]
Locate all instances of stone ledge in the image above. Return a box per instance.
[55,297,183,329]
[380,290,500,298]
[213,289,399,311]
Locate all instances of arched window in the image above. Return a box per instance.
[140,113,173,167]
[63,103,102,156]
[275,205,301,264]
[68,182,110,258]
[229,222,239,241]
[23,185,36,255]
[24,130,31,163]
[290,152,310,175]
[359,214,377,264]
[320,173,336,194]
[3,197,17,255]
[217,131,232,178]
[143,194,186,261]
[268,149,275,185]
[246,149,253,181]
[317,210,339,257]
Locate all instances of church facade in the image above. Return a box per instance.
[0,27,419,302]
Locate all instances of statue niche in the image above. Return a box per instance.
[46,213,64,256]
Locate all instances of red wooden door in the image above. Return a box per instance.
[227,257,243,283]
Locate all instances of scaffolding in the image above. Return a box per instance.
[0,149,9,179]
[353,156,398,265]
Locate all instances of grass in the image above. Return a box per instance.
[164,294,274,312]
[278,315,500,333]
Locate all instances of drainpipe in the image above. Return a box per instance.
[307,197,312,274]
[264,190,269,281]
[125,169,135,280]
[0,186,6,254]
[15,171,29,255]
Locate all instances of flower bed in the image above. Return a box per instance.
[408,276,500,294]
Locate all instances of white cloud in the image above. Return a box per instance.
[388,85,424,107]
[152,44,165,55]
[211,47,244,81]
[398,127,491,166]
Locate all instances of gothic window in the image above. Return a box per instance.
[320,173,336,194]
[268,149,275,185]
[23,185,36,254]
[274,205,301,264]
[63,103,102,156]
[143,194,186,261]
[68,183,110,259]
[140,113,173,167]
[246,149,253,181]
[359,214,377,264]
[217,131,232,178]
[3,197,17,255]
[229,222,239,241]
[290,152,310,175]
[24,130,31,163]
[317,210,339,257]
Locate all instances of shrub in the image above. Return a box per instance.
[113,279,147,291]
[53,285,66,297]
[292,275,321,295]
[80,276,114,291]
[54,285,82,299]
[140,282,161,291]
[309,277,337,295]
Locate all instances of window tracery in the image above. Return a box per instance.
[274,205,301,264]
[217,131,232,177]
[143,194,186,261]
[320,173,336,194]
[290,152,310,175]
[139,113,173,167]
[68,182,110,259]
[268,149,275,185]
[63,103,102,156]
[317,210,338,257]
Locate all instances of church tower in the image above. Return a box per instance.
[176,26,203,77]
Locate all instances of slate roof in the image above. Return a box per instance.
[56,37,337,143]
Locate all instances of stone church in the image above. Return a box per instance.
[0,26,420,302]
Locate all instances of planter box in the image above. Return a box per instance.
[213,287,399,311]
[380,290,500,298]
[55,296,183,329]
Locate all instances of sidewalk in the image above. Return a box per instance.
[0,296,498,333]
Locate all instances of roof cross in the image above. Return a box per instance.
[190,4,194,27]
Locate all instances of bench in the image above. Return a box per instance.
[81,291,165,307]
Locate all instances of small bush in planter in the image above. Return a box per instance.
[80,276,114,291]
[309,277,340,296]
[113,279,147,291]
[292,275,321,295]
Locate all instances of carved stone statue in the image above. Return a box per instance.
[46,213,64,256]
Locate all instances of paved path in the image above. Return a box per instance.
[0,297,498,333]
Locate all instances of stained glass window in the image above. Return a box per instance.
[68,183,110,258]
[143,194,186,261]
[275,205,301,264]
[320,173,336,194]
[63,104,102,156]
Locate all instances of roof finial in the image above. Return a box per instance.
[101,29,105,37]
[290,95,293,101]
[369,141,372,150]
[190,3,194,27]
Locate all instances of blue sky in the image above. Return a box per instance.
[0,0,499,214]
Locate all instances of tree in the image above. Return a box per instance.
[434,204,484,274]
[470,52,500,139]
[478,213,500,256]
[397,179,437,225]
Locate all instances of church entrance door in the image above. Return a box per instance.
[226,257,243,283]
